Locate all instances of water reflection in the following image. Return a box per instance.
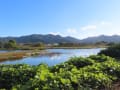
[38,52,61,57]
[0,48,102,66]
[0,50,22,53]
[50,54,62,60]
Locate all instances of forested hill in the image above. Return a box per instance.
[80,35,120,43]
[0,34,120,44]
[0,34,81,44]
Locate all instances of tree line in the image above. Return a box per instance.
[0,40,17,49]
[0,40,45,50]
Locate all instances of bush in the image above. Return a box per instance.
[66,57,94,68]
[0,64,36,89]
[99,44,120,58]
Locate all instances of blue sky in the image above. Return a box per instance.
[0,0,120,39]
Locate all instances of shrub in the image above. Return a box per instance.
[66,57,94,68]
[99,44,120,58]
[0,64,36,89]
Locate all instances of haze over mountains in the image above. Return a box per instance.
[80,35,120,43]
[0,34,120,44]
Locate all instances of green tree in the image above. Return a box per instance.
[4,40,17,49]
[31,42,45,50]
[0,41,3,48]
[32,42,44,47]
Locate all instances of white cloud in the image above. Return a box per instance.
[81,21,112,31]
[49,21,119,39]
[50,32,61,35]
[81,25,97,30]
[100,21,112,26]
[66,28,77,34]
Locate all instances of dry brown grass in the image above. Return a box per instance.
[0,50,47,62]
[0,52,27,61]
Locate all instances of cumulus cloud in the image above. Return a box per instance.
[50,32,61,35]
[49,21,116,39]
[81,21,112,31]
[81,25,97,30]
[100,21,112,26]
[66,28,77,34]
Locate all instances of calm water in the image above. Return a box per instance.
[0,50,22,53]
[0,48,102,66]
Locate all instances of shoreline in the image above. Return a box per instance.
[46,46,108,49]
[0,47,105,62]
[0,50,47,62]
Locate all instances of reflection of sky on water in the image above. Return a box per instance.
[0,50,22,53]
[0,48,103,66]
[50,55,61,60]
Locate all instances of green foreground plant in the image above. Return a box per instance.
[0,55,120,90]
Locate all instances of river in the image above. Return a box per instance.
[0,48,102,66]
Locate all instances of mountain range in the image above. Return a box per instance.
[0,34,120,44]
[80,35,120,43]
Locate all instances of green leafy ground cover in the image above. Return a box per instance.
[0,55,120,90]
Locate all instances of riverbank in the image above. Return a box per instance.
[47,46,107,49]
[47,45,108,49]
[0,44,109,50]
[0,50,48,62]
